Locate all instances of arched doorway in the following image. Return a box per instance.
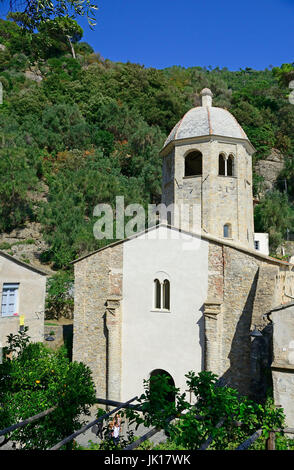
[149,369,175,404]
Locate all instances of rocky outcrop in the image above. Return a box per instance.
[25,69,43,82]
[0,222,53,273]
[254,149,285,195]
[0,181,52,271]
[276,241,294,260]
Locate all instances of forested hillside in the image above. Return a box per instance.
[1,17,294,296]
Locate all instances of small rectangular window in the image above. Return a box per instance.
[224,224,232,238]
[1,283,19,317]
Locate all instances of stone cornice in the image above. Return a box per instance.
[105,297,122,316]
[204,300,222,318]
[160,134,256,157]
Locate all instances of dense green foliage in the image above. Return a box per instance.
[3,0,98,29]
[45,270,74,319]
[82,371,289,451]
[127,371,286,451]
[0,18,294,277]
[0,328,96,449]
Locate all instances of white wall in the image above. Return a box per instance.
[121,226,208,400]
[254,233,269,256]
[0,255,46,346]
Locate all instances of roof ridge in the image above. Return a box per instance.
[0,251,49,276]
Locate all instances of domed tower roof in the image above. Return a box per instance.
[163,88,254,153]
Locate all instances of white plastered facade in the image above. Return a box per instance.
[121,225,209,399]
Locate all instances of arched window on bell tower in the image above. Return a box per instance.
[219,154,226,175]
[227,154,234,176]
[185,151,202,177]
[219,153,235,177]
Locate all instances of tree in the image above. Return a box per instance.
[254,190,294,252]
[38,17,83,59]
[36,146,149,268]
[125,371,286,451]
[0,148,39,232]
[45,269,74,320]
[3,0,98,29]
[273,63,294,88]
[0,330,97,450]
[7,13,84,59]
[279,157,294,203]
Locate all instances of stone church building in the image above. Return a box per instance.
[72,89,294,406]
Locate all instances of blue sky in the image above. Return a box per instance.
[77,0,294,70]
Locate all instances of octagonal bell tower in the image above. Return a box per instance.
[160,88,256,249]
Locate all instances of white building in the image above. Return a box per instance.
[0,251,47,349]
[254,233,269,256]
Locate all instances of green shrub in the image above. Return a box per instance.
[0,329,96,450]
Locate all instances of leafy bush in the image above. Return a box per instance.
[45,270,74,320]
[0,148,39,232]
[0,329,96,450]
[124,371,285,451]
[254,190,294,252]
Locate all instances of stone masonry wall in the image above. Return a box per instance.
[270,304,294,428]
[162,138,255,248]
[72,243,123,398]
[206,240,292,397]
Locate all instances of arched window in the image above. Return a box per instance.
[185,151,202,177]
[223,223,232,238]
[163,279,170,310]
[153,278,170,310]
[219,153,234,176]
[154,279,161,309]
[227,154,234,176]
[219,154,226,176]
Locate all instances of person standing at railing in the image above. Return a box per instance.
[110,413,121,446]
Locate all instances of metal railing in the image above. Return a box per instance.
[1,397,292,451]
[49,396,138,450]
